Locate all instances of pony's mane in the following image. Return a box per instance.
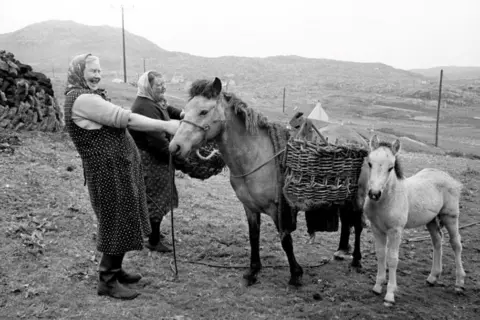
[376,141,404,179]
[188,79,270,133]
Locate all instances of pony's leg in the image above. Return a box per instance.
[242,206,262,286]
[371,226,387,295]
[351,210,364,269]
[384,227,403,307]
[426,219,443,285]
[280,231,303,287]
[441,214,466,292]
[335,205,352,260]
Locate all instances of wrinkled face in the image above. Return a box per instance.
[83,58,102,91]
[152,76,166,101]
[367,136,401,201]
[169,96,225,158]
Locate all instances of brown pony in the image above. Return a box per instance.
[169,78,304,286]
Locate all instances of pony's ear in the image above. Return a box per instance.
[392,139,401,155]
[369,134,380,151]
[212,77,222,97]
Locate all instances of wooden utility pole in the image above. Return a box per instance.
[121,5,127,83]
[435,69,443,147]
[282,87,286,113]
[143,58,146,73]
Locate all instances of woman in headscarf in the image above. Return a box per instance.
[129,71,184,253]
[63,54,179,300]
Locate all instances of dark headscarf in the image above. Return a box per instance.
[64,53,109,101]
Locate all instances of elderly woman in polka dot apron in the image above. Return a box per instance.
[129,71,184,253]
[63,54,179,300]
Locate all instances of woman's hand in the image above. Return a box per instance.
[164,119,180,135]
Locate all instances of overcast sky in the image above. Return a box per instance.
[1,0,479,70]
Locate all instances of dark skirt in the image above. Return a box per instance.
[83,136,151,255]
[139,149,178,222]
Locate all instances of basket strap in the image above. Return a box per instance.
[230,148,286,178]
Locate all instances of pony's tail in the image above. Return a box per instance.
[448,176,463,199]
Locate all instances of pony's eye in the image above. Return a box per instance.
[388,167,394,172]
[199,110,209,116]
[368,162,372,168]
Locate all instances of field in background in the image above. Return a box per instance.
[51,73,480,158]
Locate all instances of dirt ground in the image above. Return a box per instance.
[1,131,479,320]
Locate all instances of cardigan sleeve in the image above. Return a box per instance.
[167,105,183,120]
[72,93,131,129]
[136,102,172,158]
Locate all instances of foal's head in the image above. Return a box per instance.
[367,135,404,201]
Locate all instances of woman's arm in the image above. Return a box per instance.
[128,113,179,135]
[72,93,178,135]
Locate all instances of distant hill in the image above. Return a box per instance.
[0,20,426,94]
[411,66,480,80]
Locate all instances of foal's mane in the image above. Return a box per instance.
[376,141,404,179]
[188,79,270,133]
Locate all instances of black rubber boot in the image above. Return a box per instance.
[117,254,142,284]
[145,218,172,253]
[97,254,139,300]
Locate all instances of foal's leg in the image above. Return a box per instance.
[371,226,387,295]
[441,214,466,292]
[384,227,403,307]
[426,219,443,285]
[243,205,262,286]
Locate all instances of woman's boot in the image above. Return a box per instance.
[145,218,171,253]
[97,254,139,300]
[117,254,142,284]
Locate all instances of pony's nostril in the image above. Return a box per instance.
[170,144,181,155]
[368,190,381,200]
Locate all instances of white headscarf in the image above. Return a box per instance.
[136,70,167,108]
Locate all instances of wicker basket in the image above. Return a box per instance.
[282,122,368,211]
[175,141,226,180]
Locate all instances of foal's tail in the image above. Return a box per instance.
[447,175,463,200]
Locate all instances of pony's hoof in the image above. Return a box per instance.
[242,274,258,286]
[372,285,382,295]
[288,277,302,287]
[351,260,362,270]
[426,279,436,287]
[383,300,395,307]
[334,250,351,261]
[455,285,466,295]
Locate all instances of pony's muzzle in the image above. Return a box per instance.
[169,143,181,156]
[368,189,382,201]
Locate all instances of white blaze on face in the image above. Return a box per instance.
[83,57,102,91]
[368,147,395,194]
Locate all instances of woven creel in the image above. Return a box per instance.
[282,122,368,211]
[175,141,226,180]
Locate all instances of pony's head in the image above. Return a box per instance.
[366,134,404,201]
[169,77,226,158]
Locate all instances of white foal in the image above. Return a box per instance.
[364,135,466,307]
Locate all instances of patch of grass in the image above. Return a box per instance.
[446,150,480,160]
[376,127,420,142]
[460,167,480,177]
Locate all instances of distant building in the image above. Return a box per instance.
[170,74,185,84]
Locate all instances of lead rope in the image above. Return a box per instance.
[169,153,178,276]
